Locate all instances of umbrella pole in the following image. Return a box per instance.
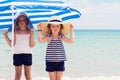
[10,5,14,80]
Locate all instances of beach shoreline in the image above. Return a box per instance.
[1,76,120,80]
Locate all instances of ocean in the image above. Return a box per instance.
[0,30,120,80]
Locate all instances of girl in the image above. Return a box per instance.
[38,16,74,80]
[3,12,35,80]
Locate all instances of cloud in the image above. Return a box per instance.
[91,3,120,14]
[78,1,120,29]
[64,0,120,29]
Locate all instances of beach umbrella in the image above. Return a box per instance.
[0,0,81,31]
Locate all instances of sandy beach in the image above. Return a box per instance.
[1,76,120,80]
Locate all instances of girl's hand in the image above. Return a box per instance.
[3,30,8,37]
[30,29,34,37]
[70,24,74,31]
[37,23,42,30]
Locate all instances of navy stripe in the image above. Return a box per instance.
[46,58,65,60]
[46,57,65,59]
[47,48,64,50]
[48,41,62,43]
[46,52,64,54]
[46,51,64,53]
[46,53,64,55]
[46,54,64,58]
[48,43,63,45]
[47,48,63,50]
[47,46,63,48]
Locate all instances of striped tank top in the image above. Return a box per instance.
[46,36,66,62]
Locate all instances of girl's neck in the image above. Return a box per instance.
[19,28,27,31]
[17,28,29,34]
[51,34,59,39]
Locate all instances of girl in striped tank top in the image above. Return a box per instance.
[38,16,74,80]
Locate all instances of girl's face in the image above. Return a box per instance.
[50,24,61,34]
[17,16,27,28]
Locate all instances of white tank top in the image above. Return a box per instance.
[14,34,32,54]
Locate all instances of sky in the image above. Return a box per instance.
[64,0,120,30]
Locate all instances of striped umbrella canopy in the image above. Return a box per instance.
[0,0,81,31]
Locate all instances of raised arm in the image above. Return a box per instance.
[29,29,35,47]
[62,24,74,43]
[3,30,12,46]
[37,23,48,43]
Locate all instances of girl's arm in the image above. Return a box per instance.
[62,24,74,43]
[29,29,35,47]
[38,31,48,43]
[37,23,48,43]
[3,30,12,47]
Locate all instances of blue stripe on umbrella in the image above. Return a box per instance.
[11,0,64,3]
[0,18,12,22]
[0,24,12,29]
[14,5,69,10]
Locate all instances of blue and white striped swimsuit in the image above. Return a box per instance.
[46,36,66,62]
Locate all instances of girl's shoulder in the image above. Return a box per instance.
[15,29,30,34]
[45,35,50,39]
[59,34,67,42]
[59,34,64,38]
[44,34,51,38]
[44,35,51,42]
[14,30,19,34]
